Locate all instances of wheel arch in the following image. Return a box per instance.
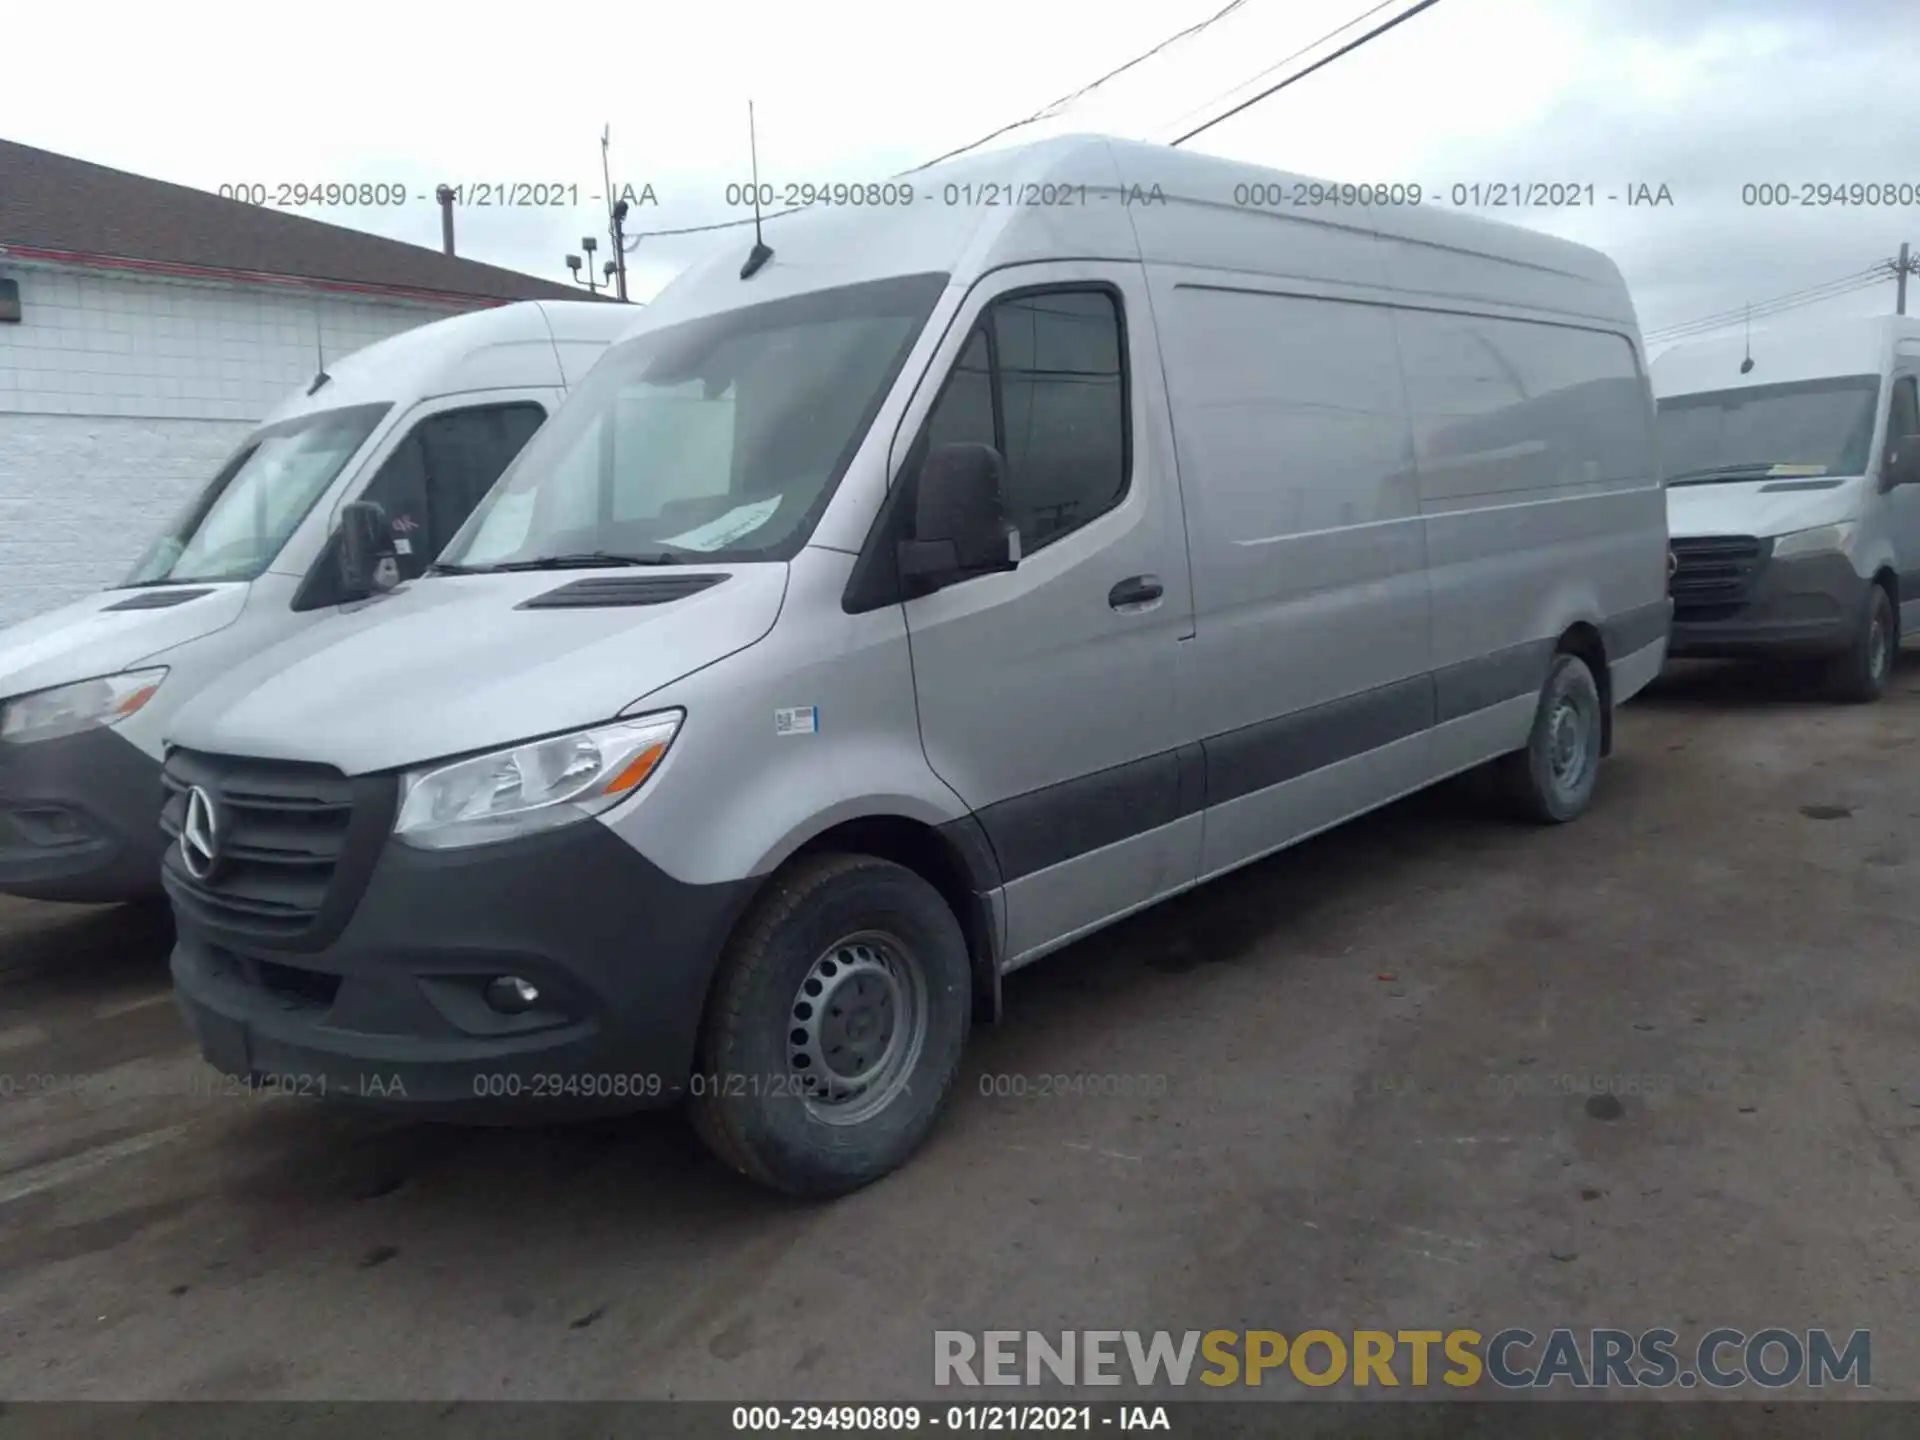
[727,808,1005,1028]
[1554,619,1613,756]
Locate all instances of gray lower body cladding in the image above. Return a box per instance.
[0,726,167,903]
[168,815,754,1117]
[972,600,1668,884]
[1668,553,1872,658]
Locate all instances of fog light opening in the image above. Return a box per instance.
[484,976,541,1015]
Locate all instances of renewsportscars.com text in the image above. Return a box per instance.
[934,1328,1871,1390]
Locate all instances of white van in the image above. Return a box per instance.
[158,136,1667,1196]
[0,300,636,903]
[1653,315,1920,701]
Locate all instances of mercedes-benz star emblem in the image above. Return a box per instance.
[180,785,222,881]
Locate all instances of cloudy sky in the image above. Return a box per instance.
[4,0,1913,343]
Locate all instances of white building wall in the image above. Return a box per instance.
[0,262,467,626]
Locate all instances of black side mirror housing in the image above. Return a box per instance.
[897,442,1020,588]
[336,500,400,601]
[1886,433,1920,489]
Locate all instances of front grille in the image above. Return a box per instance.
[1670,535,1769,621]
[161,750,358,942]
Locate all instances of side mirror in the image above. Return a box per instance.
[1886,433,1920,489]
[336,500,400,601]
[897,442,1020,588]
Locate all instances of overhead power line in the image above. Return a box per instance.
[904,0,1259,175]
[1156,0,1402,142]
[1646,277,1889,348]
[1171,0,1447,146]
[616,0,1449,259]
[1644,265,1888,339]
[1644,265,1895,344]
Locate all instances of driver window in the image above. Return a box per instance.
[911,288,1128,556]
[1890,376,1919,453]
[358,402,545,578]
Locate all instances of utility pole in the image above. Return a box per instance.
[602,124,629,302]
[1899,241,1911,316]
[611,201,630,301]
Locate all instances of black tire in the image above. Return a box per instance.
[1824,582,1896,704]
[1498,652,1604,824]
[688,853,972,1198]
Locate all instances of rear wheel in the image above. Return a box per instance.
[1824,581,1896,704]
[1499,652,1604,824]
[688,853,972,1198]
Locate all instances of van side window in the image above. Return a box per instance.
[917,288,1128,554]
[1394,311,1648,501]
[359,402,545,578]
[1889,376,1919,449]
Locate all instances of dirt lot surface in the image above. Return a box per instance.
[2,659,1917,1404]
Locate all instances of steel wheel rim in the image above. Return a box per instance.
[788,929,927,1126]
[1870,609,1891,683]
[1548,691,1593,794]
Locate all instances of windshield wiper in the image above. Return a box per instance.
[449,550,685,574]
[1664,463,1788,486]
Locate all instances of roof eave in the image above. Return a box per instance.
[0,242,532,308]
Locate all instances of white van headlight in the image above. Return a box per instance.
[0,668,168,746]
[393,711,683,849]
[1771,522,1856,559]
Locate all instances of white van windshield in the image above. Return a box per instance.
[1657,375,1880,485]
[122,402,391,586]
[439,273,948,571]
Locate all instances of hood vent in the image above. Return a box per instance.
[518,573,729,609]
[1758,478,1844,493]
[103,588,218,611]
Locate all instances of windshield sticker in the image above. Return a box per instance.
[662,496,783,553]
[775,706,819,737]
[1766,464,1829,477]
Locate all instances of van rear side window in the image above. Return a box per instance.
[1394,310,1650,500]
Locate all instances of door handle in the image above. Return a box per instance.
[1108,575,1164,610]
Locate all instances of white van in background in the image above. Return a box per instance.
[0,299,637,903]
[158,135,1666,1196]
[1654,315,1920,701]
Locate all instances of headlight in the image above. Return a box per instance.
[394,711,683,850]
[0,668,168,746]
[1771,522,1856,559]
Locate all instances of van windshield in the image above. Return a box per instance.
[1656,375,1880,484]
[439,272,948,570]
[122,402,391,586]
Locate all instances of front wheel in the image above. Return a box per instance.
[688,853,972,1198]
[1498,652,1604,824]
[1824,582,1896,704]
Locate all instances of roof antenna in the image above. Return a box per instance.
[1739,302,1755,374]
[740,100,775,280]
[307,303,331,395]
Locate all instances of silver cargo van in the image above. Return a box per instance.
[0,300,634,903]
[1653,315,1920,701]
[159,136,1668,1196]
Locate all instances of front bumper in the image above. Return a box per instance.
[0,725,167,903]
[1668,551,1870,659]
[167,809,754,1119]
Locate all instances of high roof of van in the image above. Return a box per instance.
[258,299,644,428]
[632,134,1639,340]
[1650,313,1920,398]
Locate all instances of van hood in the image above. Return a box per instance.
[166,566,788,775]
[1666,475,1865,541]
[0,585,249,703]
